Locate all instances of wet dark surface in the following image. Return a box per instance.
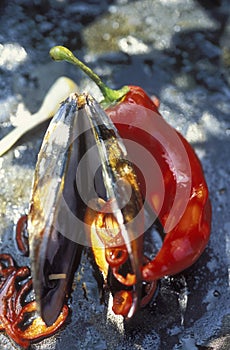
[0,0,229,349]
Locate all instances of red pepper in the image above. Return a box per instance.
[50,46,212,317]
[105,86,211,280]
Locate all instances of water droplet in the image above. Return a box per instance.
[213,290,220,297]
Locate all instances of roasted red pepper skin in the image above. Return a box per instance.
[106,86,211,280]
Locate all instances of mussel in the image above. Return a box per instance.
[28,93,147,326]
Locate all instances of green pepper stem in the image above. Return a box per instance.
[49,46,129,106]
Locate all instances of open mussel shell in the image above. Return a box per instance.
[28,93,147,326]
[28,94,83,326]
